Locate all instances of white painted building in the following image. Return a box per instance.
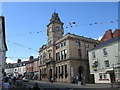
[4,63,14,77]
[89,36,120,83]
[17,62,26,76]
[13,66,19,77]
[5,61,27,77]
[0,16,7,89]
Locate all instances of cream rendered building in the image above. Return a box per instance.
[38,13,99,83]
[89,36,120,83]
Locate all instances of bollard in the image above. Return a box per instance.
[78,81,81,85]
[23,85,26,88]
[110,83,113,88]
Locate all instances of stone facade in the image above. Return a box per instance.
[0,16,7,89]
[38,13,99,83]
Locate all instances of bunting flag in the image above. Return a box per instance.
[95,22,97,24]
[69,22,76,27]
[66,20,118,28]
[111,21,113,23]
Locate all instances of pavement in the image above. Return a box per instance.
[8,80,120,90]
[29,80,120,88]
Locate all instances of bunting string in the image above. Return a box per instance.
[7,41,38,52]
[66,20,118,28]
[6,20,118,37]
[7,57,29,59]
[7,30,45,38]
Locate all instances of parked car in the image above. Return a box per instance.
[19,77,23,80]
[22,77,29,82]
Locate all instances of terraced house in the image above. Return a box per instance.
[38,12,99,83]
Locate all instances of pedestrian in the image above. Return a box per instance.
[8,77,12,85]
[2,77,11,90]
[12,77,16,85]
[32,83,40,90]
[51,78,53,83]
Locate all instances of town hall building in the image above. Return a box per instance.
[38,12,99,83]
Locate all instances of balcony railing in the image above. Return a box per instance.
[45,57,54,64]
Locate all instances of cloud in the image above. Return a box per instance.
[30,54,39,58]
[22,59,29,61]
[6,58,29,64]
[6,58,16,64]
[98,36,102,41]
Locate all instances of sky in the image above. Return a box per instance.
[1,2,119,63]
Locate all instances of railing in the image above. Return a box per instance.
[45,57,54,64]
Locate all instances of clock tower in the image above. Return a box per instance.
[47,12,64,45]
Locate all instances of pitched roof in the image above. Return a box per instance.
[90,36,120,51]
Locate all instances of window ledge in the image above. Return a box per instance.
[103,55,108,57]
[99,79,109,81]
[92,58,96,60]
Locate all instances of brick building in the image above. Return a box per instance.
[33,58,39,80]
[100,29,120,43]
[26,56,34,79]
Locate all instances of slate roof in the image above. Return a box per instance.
[89,36,120,51]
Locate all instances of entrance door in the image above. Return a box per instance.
[110,72,115,83]
[49,69,52,82]
[40,69,41,80]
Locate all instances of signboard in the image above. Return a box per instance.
[71,67,74,77]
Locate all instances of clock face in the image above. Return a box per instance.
[56,26,59,31]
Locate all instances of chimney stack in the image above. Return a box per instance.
[29,56,34,60]
[17,59,21,63]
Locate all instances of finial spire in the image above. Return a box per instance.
[54,9,56,13]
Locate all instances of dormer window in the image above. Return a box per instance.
[104,38,106,41]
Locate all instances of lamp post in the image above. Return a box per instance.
[112,64,116,83]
